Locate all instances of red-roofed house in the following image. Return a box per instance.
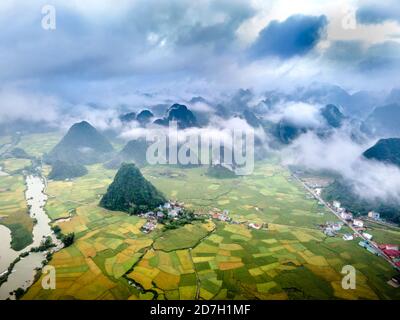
[383,250,400,258]
[379,244,399,251]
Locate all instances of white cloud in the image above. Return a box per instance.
[282,130,400,203]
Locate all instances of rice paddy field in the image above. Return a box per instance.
[1,133,399,300]
[24,164,400,300]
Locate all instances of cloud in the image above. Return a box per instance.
[282,130,400,204]
[249,14,328,59]
[265,102,324,128]
[356,2,400,25]
[0,88,60,124]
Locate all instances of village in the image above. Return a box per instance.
[139,201,267,234]
[299,175,400,287]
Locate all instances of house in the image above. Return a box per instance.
[218,214,231,222]
[341,212,353,221]
[333,201,341,209]
[163,203,171,209]
[331,223,343,232]
[141,222,156,233]
[359,241,380,255]
[212,213,220,220]
[368,211,380,220]
[343,234,354,241]
[248,223,262,230]
[363,232,373,241]
[144,211,155,218]
[383,250,400,259]
[379,244,399,251]
[353,219,364,228]
[157,211,165,219]
[324,228,336,237]
[168,210,179,218]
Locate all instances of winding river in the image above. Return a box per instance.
[0,175,60,300]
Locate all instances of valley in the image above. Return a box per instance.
[0,132,399,300]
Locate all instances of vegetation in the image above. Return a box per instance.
[100,163,166,214]
[31,236,56,252]
[363,138,400,167]
[48,160,88,180]
[61,233,75,247]
[206,165,236,179]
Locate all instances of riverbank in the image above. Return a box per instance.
[0,174,62,300]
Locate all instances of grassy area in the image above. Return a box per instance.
[45,164,116,220]
[16,132,63,157]
[364,221,400,245]
[0,158,32,174]
[0,174,33,250]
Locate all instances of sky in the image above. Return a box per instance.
[1,1,400,204]
[0,0,399,109]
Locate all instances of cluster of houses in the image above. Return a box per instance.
[323,221,343,237]
[331,201,374,240]
[208,208,266,230]
[139,201,185,234]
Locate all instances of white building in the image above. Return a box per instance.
[333,201,341,209]
[368,211,380,220]
[168,210,179,218]
[343,234,354,241]
[363,232,373,241]
[341,212,353,221]
[353,219,364,228]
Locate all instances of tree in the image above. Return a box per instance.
[61,233,75,247]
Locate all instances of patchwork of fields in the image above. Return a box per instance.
[1,133,399,300]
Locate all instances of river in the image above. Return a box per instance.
[0,174,61,300]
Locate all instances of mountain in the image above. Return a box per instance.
[120,138,150,167]
[154,104,198,129]
[46,121,114,165]
[361,103,400,137]
[320,104,345,128]
[100,163,166,214]
[274,121,307,144]
[206,165,236,179]
[48,160,88,180]
[363,138,400,167]
[119,112,136,123]
[289,83,382,119]
[136,110,154,126]
[239,109,262,128]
